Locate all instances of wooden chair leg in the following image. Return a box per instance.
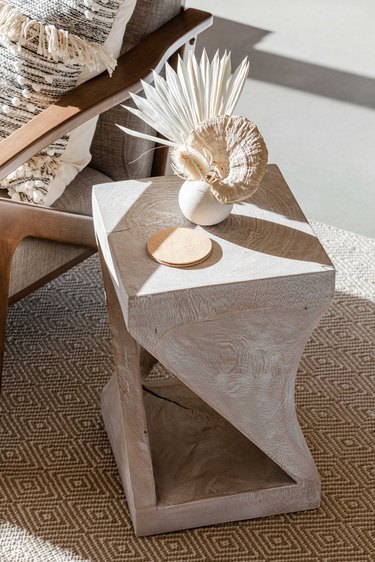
[0,238,18,387]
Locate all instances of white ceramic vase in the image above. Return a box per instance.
[178,180,233,226]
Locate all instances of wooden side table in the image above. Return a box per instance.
[92,165,335,537]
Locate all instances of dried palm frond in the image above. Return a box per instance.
[117,50,249,146]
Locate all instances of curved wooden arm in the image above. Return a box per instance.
[0,197,97,248]
[0,8,212,180]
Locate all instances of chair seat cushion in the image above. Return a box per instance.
[52,165,111,216]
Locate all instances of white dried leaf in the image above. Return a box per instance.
[117,51,250,145]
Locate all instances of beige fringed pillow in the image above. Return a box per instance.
[0,0,136,205]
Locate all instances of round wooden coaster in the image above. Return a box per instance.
[147,227,212,267]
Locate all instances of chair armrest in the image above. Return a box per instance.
[0,197,97,248]
[0,8,212,180]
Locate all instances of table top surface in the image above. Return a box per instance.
[93,165,334,300]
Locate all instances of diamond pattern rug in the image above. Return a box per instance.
[1,222,374,561]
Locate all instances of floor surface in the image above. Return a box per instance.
[186,0,375,238]
[2,225,374,560]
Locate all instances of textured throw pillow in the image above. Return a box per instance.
[0,0,136,205]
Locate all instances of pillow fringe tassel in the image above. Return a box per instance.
[0,0,117,75]
[1,155,60,204]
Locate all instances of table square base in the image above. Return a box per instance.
[102,371,320,537]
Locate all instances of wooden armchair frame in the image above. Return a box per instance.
[0,7,213,381]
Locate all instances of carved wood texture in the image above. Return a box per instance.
[95,166,335,535]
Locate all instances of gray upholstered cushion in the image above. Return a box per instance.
[52,165,110,216]
[90,0,182,181]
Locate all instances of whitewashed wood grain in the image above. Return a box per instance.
[99,253,156,517]
[151,304,327,484]
[94,164,335,536]
[100,269,327,536]
[93,166,334,301]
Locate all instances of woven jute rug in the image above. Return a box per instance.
[1,223,374,561]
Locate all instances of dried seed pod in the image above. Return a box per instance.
[187,115,268,204]
[170,144,211,181]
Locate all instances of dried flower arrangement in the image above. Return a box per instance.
[118,50,268,224]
